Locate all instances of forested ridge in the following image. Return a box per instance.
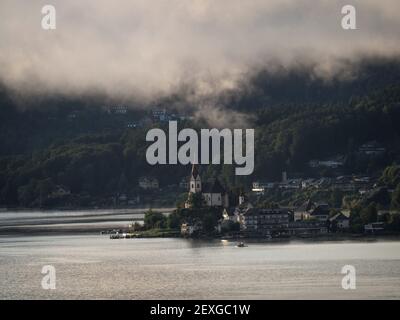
[1,59,400,208]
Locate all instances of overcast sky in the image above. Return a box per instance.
[0,0,399,105]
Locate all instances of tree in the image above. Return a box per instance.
[18,181,36,207]
[167,211,181,229]
[330,189,344,208]
[130,222,142,231]
[349,207,363,233]
[187,192,204,208]
[202,213,216,234]
[379,165,400,188]
[391,184,400,210]
[388,214,400,231]
[221,220,240,233]
[117,173,129,193]
[360,203,378,224]
[143,210,166,229]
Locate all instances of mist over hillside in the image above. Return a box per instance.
[1,57,400,208]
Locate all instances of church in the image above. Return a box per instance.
[185,164,229,208]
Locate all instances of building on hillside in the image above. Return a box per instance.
[184,164,229,208]
[49,185,71,198]
[222,207,240,223]
[138,177,159,190]
[181,221,203,236]
[152,109,174,122]
[310,203,330,222]
[222,191,253,224]
[301,179,316,189]
[329,211,350,230]
[294,199,316,221]
[358,141,386,156]
[241,208,290,236]
[107,106,128,115]
[308,155,345,169]
[252,181,275,194]
[294,200,330,222]
[288,221,328,236]
[364,222,385,234]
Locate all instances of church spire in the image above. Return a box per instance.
[191,163,199,179]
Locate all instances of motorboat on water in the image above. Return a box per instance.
[236,242,247,247]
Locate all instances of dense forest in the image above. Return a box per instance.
[1,58,400,208]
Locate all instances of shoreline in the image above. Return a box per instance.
[2,226,400,243]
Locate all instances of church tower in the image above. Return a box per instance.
[239,190,246,206]
[189,163,201,193]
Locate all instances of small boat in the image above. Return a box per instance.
[236,242,247,248]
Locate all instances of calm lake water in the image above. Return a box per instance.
[1,235,400,299]
[1,210,400,299]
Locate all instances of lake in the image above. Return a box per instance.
[1,209,400,299]
[1,235,400,299]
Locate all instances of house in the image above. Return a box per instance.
[127,195,140,206]
[279,179,301,190]
[241,208,290,236]
[329,212,350,230]
[152,109,174,122]
[252,181,275,193]
[118,193,128,204]
[301,179,315,189]
[358,141,386,156]
[315,178,332,189]
[308,155,344,169]
[222,207,239,222]
[107,106,128,115]
[332,176,356,192]
[138,177,159,190]
[181,221,203,236]
[310,203,330,222]
[185,164,229,208]
[222,192,253,224]
[49,185,71,198]
[288,221,328,236]
[364,222,385,234]
[294,199,316,221]
[294,200,330,222]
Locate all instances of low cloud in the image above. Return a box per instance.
[0,0,399,123]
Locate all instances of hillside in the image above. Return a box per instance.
[1,59,400,208]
